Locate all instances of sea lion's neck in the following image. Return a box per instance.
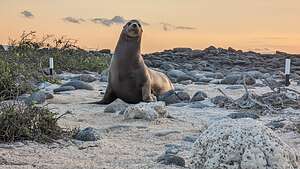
[114,33,142,60]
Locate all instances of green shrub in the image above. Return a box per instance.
[0,31,110,99]
[0,58,33,100]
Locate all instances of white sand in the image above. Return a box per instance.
[1,80,300,169]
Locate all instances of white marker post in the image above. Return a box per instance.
[49,57,54,76]
[285,58,291,86]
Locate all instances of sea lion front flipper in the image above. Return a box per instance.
[88,84,117,104]
[142,81,156,102]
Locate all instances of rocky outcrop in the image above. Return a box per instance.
[189,118,299,169]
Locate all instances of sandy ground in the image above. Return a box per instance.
[1,79,300,169]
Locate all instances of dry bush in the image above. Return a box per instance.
[0,100,76,143]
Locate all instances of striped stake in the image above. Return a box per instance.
[49,57,54,76]
[285,59,291,86]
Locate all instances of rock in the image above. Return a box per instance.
[42,68,56,75]
[167,70,195,82]
[227,112,259,119]
[123,102,168,121]
[197,78,213,83]
[99,75,108,82]
[45,93,54,99]
[100,69,109,82]
[157,154,185,167]
[54,86,76,93]
[183,135,198,143]
[191,91,208,102]
[221,74,241,85]
[38,82,53,90]
[158,90,190,105]
[203,46,218,54]
[24,91,52,105]
[169,102,189,107]
[173,47,192,53]
[0,45,5,51]
[73,74,97,83]
[242,74,256,85]
[228,47,236,53]
[179,80,193,85]
[189,101,212,109]
[104,99,129,114]
[74,127,101,141]
[160,63,174,71]
[191,50,205,57]
[225,85,243,90]
[167,69,186,77]
[61,80,94,90]
[266,120,285,130]
[203,72,224,79]
[211,96,231,107]
[221,74,256,85]
[99,49,111,54]
[190,118,299,169]
[210,79,222,84]
[246,71,264,79]
[144,60,153,67]
[154,130,180,137]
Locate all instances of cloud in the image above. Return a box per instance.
[91,16,149,26]
[160,22,196,31]
[21,10,34,18]
[63,17,85,24]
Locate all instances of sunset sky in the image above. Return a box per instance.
[0,0,299,53]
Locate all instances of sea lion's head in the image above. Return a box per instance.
[122,20,143,39]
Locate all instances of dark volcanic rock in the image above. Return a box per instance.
[74,127,101,141]
[157,154,185,167]
[211,95,231,107]
[221,74,255,85]
[228,112,259,119]
[167,69,195,82]
[190,91,208,102]
[99,49,111,54]
[62,80,94,90]
[173,47,192,53]
[54,86,76,93]
[73,74,97,83]
[158,90,190,105]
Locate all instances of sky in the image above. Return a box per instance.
[0,0,299,54]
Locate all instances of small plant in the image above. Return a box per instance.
[0,101,76,143]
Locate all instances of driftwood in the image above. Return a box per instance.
[217,75,300,113]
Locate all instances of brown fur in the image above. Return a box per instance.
[95,20,174,104]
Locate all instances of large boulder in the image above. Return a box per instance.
[123,102,168,121]
[190,118,299,169]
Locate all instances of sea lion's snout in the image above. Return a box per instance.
[124,20,143,38]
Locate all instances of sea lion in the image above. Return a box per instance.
[95,19,174,104]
